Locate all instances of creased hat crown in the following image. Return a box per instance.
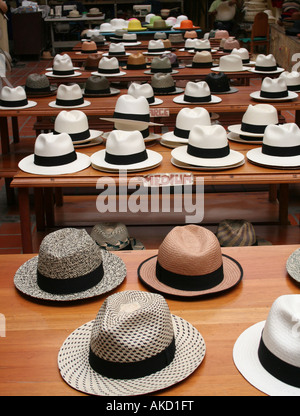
[256,54,277,67]
[176,107,211,129]
[54,110,89,134]
[193,51,213,63]
[109,43,125,53]
[114,94,150,118]
[195,39,211,50]
[98,56,119,69]
[219,54,243,71]
[34,132,74,157]
[53,54,74,70]
[0,86,27,101]
[189,124,228,149]
[106,130,146,156]
[263,123,300,148]
[185,81,211,98]
[261,77,287,93]
[231,47,249,60]
[242,104,278,125]
[279,71,300,87]
[56,84,83,100]
[148,39,164,50]
[128,82,154,100]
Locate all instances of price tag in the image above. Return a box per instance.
[149,108,170,118]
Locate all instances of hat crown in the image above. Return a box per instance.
[185,81,211,97]
[128,19,143,29]
[231,47,249,59]
[263,123,300,148]
[261,77,287,93]
[90,290,174,363]
[149,39,164,49]
[151,56,171,68]
[54,110,89,134]
[123,33,136,40]
[243,104,278,125]
[99,56,119,69]
[151,73,175,88]
[256,54,276,67]
[216,219,256,247]
[154,31,167,39]
[26,73,50,89]
[85,75,109,90]
[176,107,211,128]
[0,86,27,101]
[91,222,130,247]
[106,130,146,155]
[37,228,102,281]
[262,295,300,367]
[109,43,125,52]
[56,84,83,100]
[193,51,212,63]
[157,225,223,277]
[114,94,150,116]
[219,54,243,70]
[195,39,211,48]
[214,30,229,39]
[189,124,228,149]
[127,52,145,65]
[86,29,100,37]
[280,71,300,85]
[53,54,73,70]
[34,132,74,157]
[82,41,97,50]
[184,38,197,47]
[223,39,240,49]
[128,82,154,99]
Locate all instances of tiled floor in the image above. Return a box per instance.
[0,57,299,254]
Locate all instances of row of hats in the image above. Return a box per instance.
[13,222,300,396]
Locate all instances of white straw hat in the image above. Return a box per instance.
[186,51,214,68]
[250,77,298,101]
[286,247,300,283]
[91,129,162,172]
[247,123,300,168]
[14,228,126,301]
[171,124,245,168]
[53,110,103,144]
[182,38,197,51]
[228,104,279,139]
[18,132,91,175]
[99,22,114,32]
[145,39,169,55]
[212,54,248,72]
[46,54,81,77]
[58,290,206,396]
[91,56,126,76]
[231,47,253,64]
[127,82,163,106]
[49,84,90,108]
[161,107,211,144]
[0,86,37,110]
[279,71,300,92]
[249,54,285,74]
[233,294,300,396]
[104,43,129,56]
[194,39,212,52]
[173,81,222,104]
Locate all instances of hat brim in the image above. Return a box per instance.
[45,71,82,78]
[99,117,163,127]
[233,321,300,396]
[144,69,179,75]
[247,147,300,168]
[0,100,37,110]
[48,100,91,109]
[71,129,103,144]
[23,85,57,97]
[248,67,285,74]
[74,136,103,148]
[250,91,298,102]
[171,156,245,170]
[227,132,263,145]
[90,148,163,171]
[13,250,126,301]
[83,88,120,97]
[171,146,245,168]
[161,130,189,144]
[127,27,147,31]
[153,87,184,96]
[173,95,222,104]
[18,152,91,175]
[211,66,249,72]
[102,131,161,142]
[228,124,266,138]
[286,248,300,282]
[143,51,172,55]
[160,138,186,148]
[209,87,238,94]
[58,313,205,396]
[91,71,126,77]
[138,253,243,298]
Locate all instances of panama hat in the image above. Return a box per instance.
[83,75,120,97]
[18,132,91,175]
[222,38,240,53]
[100,94,162,126]
[233,294,300,396]
[161,107,211,146]
[84,29,101,38]
[89,34,106,45]
[84,55,102,71]
[180,38,197,51]
[124,52,147,70]
[286,247,300,283]
[127,19,147,31]
[99,23,114,32]
[110,18,127,30]
[24,73,57,97]
[92,56,126,76]
[279,71,300,92]
[90,129,163,172]
[110,32,139,44]
[144,56,178,75]
[216,219,271,247]
[90,222,144,250]
[231,47,254,65]
[204,72,238,94]
[87,8,103,17]
[58,290,206,396]
[228,104,279,142]
[250,77,298,101]
[249,54,285,74]
[78,41,98,54]
[45,54,81,77]
[67,9,81,18]
[14,228,126,301]
[138,225,243,298]
[0,86,37,110]
[168,33,184,44]
[185,51,214,68]
[154,31,167,40]
[103,43,130,57]
[127,82,163,105]
[193,39,212,52]
[175,19,200,30]
[53,110,103,144]
[173,81,222,104]
[171,124,244,169]
[144,40,170,55]
[145,13,155,24]
[184,30,198,39]
[212,55,249,72]
[214,30,229,39]
[215,1,236,21]
[146,17,172,30]
[151,73,184,95]
[49,84,90,108]
[101,120,161,143]
[247,123,300,168]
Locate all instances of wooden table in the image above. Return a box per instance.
[0,244,299,396]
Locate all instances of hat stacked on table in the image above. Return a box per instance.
[83,75,120,97]
[24,73,57,96]
[173,81,222,105]
[45,53,81,77]
[49,84,91,108]
[250,77,298,101]
[249,54,284,74]
[92,57,126,76]
[90,222,144,251]
[0,86,37,110]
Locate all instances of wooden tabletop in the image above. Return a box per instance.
[0,244,299,396]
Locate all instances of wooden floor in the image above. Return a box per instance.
[0,57,299,253]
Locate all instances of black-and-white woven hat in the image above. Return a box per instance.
[90,222,145,250]
[58,290,206,396]
[13,228,127,301]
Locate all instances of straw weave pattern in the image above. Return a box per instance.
[90,291,174,363]
[91,222,130,247]
[217,220,256,247]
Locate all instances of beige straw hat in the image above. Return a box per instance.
[138,225,243,298]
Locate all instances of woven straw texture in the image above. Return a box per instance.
[90,222,130,249]
[216,220,256,247]
[286,248,300,282]
[58,290,206,396]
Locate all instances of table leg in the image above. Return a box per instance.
[34,188,45,231]
[0,116,10,154]
[296,109,300,127]
[44,187,55,228]
[18,187,33,253]
[12,117,20,143]
[278,184,289,226]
